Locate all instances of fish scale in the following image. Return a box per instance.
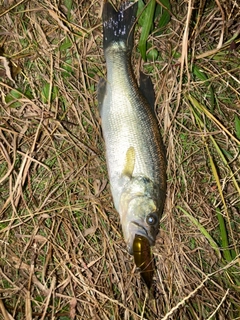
[104,85,163,192]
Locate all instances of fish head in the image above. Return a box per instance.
[119,176,161,254]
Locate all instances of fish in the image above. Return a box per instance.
[97,0,167,288]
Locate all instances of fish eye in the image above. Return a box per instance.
[146,213,158,226]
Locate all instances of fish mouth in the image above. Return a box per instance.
[130,221,154,246]
[133,234,154,289]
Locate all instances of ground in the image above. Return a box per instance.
[0,0,240,319]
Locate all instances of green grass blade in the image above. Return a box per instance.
[177,206,221,259]
[64,0,73,20]
[137,0,146,26]
[234,115,240,140]
[192,65,215,112]
[138,0,156,61]
[210,136,240,196]
[187,94,240,197]
[216,208,233,262]
[187,94,240,145]
[187,94,239,262]
[205,142,235,262]
[156,0,171,30]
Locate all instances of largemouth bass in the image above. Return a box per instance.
[98,0,167,288]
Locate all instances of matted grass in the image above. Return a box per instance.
[0,0,239,319]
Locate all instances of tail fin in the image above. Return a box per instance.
[102,1,138,51]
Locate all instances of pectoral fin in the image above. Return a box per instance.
[122,146,135,178]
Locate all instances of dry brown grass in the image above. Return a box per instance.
[0,0,240,319]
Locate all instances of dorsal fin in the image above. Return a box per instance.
[139,72,155,110]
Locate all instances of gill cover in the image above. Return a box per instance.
[133,235,154,289]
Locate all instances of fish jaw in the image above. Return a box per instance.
[118,176,161,254]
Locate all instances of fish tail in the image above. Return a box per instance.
[102,1,138,51]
